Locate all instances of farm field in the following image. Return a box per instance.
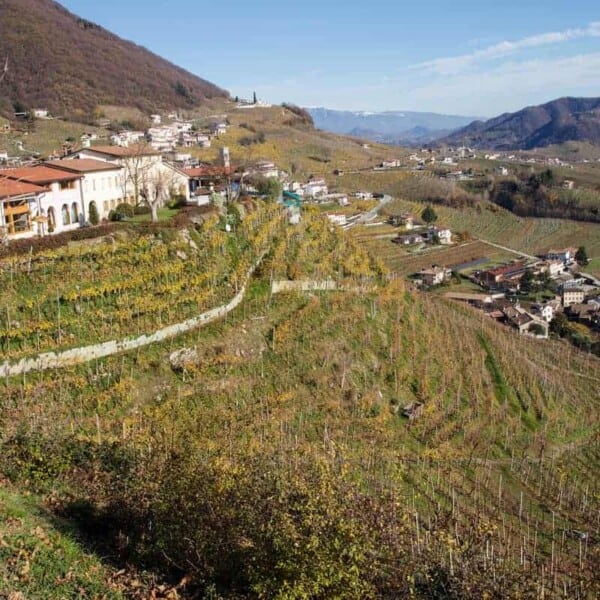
[352,227,517,275]
[386,198,600,257]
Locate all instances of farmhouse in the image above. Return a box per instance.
[182,165,230,205]
[392,233,424,245]
[545,247,577,266]
[420,266,451,286]
[478,261,529,288]
[389,213,414,229]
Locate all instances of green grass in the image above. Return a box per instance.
[0,486,123,599]
[130,207,181,222]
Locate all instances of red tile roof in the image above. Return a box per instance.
[0,177,48,197]
[83,144,160,157]
[1,166,81,184]
[46,159,122,173]
[183,166,231,177]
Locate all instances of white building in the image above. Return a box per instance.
[327,214,347,227]
[150,114,162,125]
[47,159,126,221]
[110,131,146,147]
[304,178,328,198]
[71,144,190,206]
[1,166,84,235]
[0,177,47,240]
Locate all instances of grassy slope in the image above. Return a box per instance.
[0,484,124,598]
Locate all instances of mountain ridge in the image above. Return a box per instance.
[0,0,228,119]
[442,96,600,150]
[308,107,478,145]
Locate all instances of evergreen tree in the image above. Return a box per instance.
[88,201,99,225]
[575,246,589,266]
[421,205,438,225]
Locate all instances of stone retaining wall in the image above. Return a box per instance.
[0,257,262,378]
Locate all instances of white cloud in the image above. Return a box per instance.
[402,52,600,115]
[413,21,600,75]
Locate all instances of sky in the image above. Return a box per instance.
[59,0,600,117]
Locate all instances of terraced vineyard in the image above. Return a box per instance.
[0,204,283,359]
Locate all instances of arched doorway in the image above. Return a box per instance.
[71,202,79,224]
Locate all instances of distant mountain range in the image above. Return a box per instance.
[0,0,228,118]
[443,97,600,150]
[307,108,478,145]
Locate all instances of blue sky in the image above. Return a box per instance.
[60,0,600,117]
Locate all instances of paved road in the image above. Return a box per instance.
[478,239,537,260]
[346,194,393,229]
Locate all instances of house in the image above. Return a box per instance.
[46,159,126,221]
[355,191,372,200]
[393,233,424,245]
[380,159,402,169]
[423,226,452,245]
[478,261,529,288]
[389,213,414,229]
[70,144,190,206]
[566,303,599,324]
[545,247,577,266]
[502,305,549,338]
[32,108,50,119]
[182,165,230,205]
[304,178,328,198]
[531,300,559,323]
[110,131,146,147]
[563,180,575,190]
[562,288,585,307]
[496,166,509,176]
[150,114,162,125]
[327,214,347,227]
[324,193,349,206]
[210,122,228,136]
[0,177,47,239]
[537,259,564,278]
[420,266,451,286]
[2,166,84,234]
[249,161,279,179]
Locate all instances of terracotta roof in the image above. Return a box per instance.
[0,177,48,197]
[46,159,122,173]
[183,166,230,177]
[83,144,160,158]
[1,166,81,184]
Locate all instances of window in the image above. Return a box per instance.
[59,180,76,191]
[61,204,70,226]
[92,180,96,192]
[47,207,56,233]
[71,202,79,224]
[4,200,31,235]
[103,200,109,213]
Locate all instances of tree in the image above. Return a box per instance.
[253,91,257,104]
[519,269,535,294]
[575,246,589,266]
[255,176,282,202]
[421,205,438,225]
[88,201,99,225]
[140,166,179,222]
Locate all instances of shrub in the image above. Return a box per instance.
[133,205,151,216]
[88,202,99,225]
[109,203,135,222]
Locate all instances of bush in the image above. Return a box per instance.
[167,195,187,209]
[109,203,135,222]
[133,205,151,216]
[88,202,99,225]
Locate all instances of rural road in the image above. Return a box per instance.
[346,194,393,228]
[478,239,537,260]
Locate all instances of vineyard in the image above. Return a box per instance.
[0,203,283,360]
[0,209,599,597]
